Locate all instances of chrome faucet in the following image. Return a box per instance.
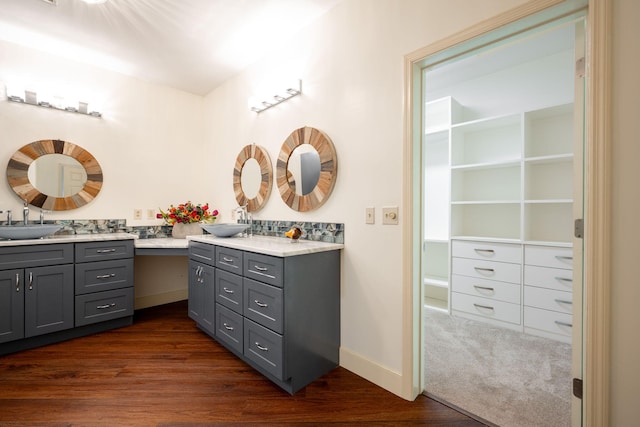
[23,200,29,225]
[4,209,12,226]
[40,209,49,225]
[235,204,249,237]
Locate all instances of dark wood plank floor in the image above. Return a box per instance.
[0,301,483,426]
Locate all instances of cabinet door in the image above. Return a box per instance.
[188,260,215,334]
[24,264,74,338]
[0,269,24,343]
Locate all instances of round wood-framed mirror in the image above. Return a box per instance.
[276,126,337,212]
[233,144,273,212]
[7,139,103,211]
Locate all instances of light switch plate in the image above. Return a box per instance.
[382,206,399,225]
[147,209,156,219]
[365,207,375,224]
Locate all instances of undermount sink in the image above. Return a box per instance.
[0,224,63,240]
[200,223,250,238]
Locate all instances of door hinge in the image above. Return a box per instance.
[573,378,583,399]
[574,218,584,239]
[576,57,585,78]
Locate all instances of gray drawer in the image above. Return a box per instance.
[75,240,134,263]
[0,243,73,270]
[216,269,243,314]
[189,241,216,265]
[243,278,283,333]
[244,318,284,380]
[243,252,283,288]
[215,246,243,274]
[75,287,134,326]
[215,303,243,354]
[75,258,134,295]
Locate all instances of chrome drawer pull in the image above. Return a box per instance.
[97,303,116,309]
[555,277,573,283]
[96,249,116,253]
[222,257,234,263]
[223,287,234,294]
[223,323,234,331]
[555,255,573,261]
[255,342,269,351]
[253,265,268,272]
[15,273,20,292]
[473,285,495,292]
[555,320,572,328]
[474,267,495,273]
[555,299,573,305]
[28,272,33,290]
[474,249,495,254]
[254,300,268,308]
[473,303,494,311]
[96,273,116,279]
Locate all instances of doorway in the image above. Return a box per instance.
[416,8,586,427]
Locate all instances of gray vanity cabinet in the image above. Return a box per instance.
[0,269,24,343]
[188,243,216,335]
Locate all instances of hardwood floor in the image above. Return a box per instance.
[0,301,483,426]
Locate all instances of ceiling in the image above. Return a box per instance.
[0,0,343,95]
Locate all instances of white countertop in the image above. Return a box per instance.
[188,235,344,257]
[134,237,190,249]
[0,232,136,247]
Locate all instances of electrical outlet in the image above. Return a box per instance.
[133,209,142,220]
[382,206,399,225]
[147,209,155,219]
[365,207,375,224]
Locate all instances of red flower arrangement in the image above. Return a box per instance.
[157,201,218,225]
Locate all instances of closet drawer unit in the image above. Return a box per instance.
[452,240,521,264]
[75,240,134,263]
[524,265,573,292]
[215,269,243,314]
[75,287,134,326]
[189,241,216,265]
[75,258,134,295]
[452,292,520,325]
[451,274,520,304]
[524,286,572,314]
[524,245,573,269]
[244,252,283,288]
[243,278,283,334]
[215,246,243,275]
[244,318,284,380]
[215,303,243,354]
[452,257,521,284]
[524,306,572,338]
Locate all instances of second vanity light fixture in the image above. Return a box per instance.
[5,84,102,117]
[249,79,301,113]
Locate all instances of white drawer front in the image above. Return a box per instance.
[452,257,521,284]
[524,306,572,337]
[524,286,573,314]
[451,274,521,304]
[452,240,521,263]
[524,245,573,269]
[524,265,573,292]
[452,292,521,324]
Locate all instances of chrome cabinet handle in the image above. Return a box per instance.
[254,300,268,308]
[28,271,33,290]
[223,323,234,331]
[222,257,234,263]
[473,285,495,292]
[555,277,573,283]
[255,342,269,351]
[223,287,234,294]
[96,248,116,253]
[97,303,116,309]
[253,265,268,272]
[96,273,116,279]
[555,320,572,328]
[474,267,495,273]
[473,303,494,311]
[15,273,20,292]
[555,298,573,305]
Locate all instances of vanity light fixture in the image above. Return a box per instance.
[249,79,302,113]
[5,84,102,118]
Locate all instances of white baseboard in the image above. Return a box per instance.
[339,347,405,399]
[135,289,188,310]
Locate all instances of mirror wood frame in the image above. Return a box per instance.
[7,139,103,211]
[233,144,273,212]
[276,126,337,212]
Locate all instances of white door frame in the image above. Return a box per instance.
[401,0,612,424]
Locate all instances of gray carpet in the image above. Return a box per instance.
[424,308,572,427]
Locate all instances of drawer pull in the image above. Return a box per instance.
[222,287,234,294]
[554,298,573,305]
[97,303,116,310]
[254,299,268,308]
[223,323,234,331]
[28,271,33,290]
[473,303,494,311]
[96,249,116,253]
[555,277,573,283]
[555,255,573,261]
[474,249,495,255]
[15,273,20,292]
[555,320,572,328]
[253,265,268,272]
[222,257,234,263]
[255,342,269,351]
[96,273,116,279]
[473,285,495,292]
[474,267,495,273]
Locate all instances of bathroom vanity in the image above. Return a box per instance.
[0,234,135,355]
[187,235,343,394]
